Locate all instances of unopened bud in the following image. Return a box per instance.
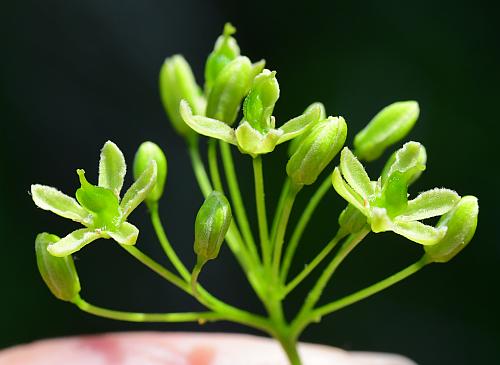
[206,56,263,125]
[425,196,478,263]
[133,141,168,203]
[286,116,347,186]
[354,101,419,161]
[35,233,81,302]
[194,191,232,262]
[243,69,280,133]
[204,23,240,94]
[159,55,203,139]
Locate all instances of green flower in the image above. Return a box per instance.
[31,141,157,257]
[332,143,460,245]
[179,70,322,157]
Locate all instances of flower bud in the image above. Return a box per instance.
[338,204,367,235]
[194,191,232,263]
[242,69,280,133]
[206,56,261,125]
[286,116,347,186]
[159,55,204,139]
[425,196,478,263]
[204,23,240,94]
[354,101,419,161]
[35,233,81,302]
[133,141,168,203]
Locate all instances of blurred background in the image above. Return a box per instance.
[1,0,498,363]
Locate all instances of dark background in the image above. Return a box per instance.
[1,0,499,364]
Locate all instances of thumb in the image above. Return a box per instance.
[0,332,416,365]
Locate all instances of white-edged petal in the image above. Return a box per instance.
[120,161,157,220]
[397,188,460,222]
[331,168,367,214]
[108,222,139,245]
[98,141,126,197]
[392,220,447,245]
[47,228,102,257]
[180,100,236,144]
[277,103,322,143]
[31,184,92,226]
[340,148,374,199]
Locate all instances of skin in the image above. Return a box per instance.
[0,332,417,365]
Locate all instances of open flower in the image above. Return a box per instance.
[31,141,157,257]
[332,143,460,245]
[179,69,322,157]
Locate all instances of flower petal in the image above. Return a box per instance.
[47,228,102,257]
[120,161,157,220]
[180,100,237,143]
[340,148,374,199]
[98,141,127,197]
[277,103,322,143]
[107,222,139,245]
[331,167,367,214]
[235,122,282,156]
[31,184,92,226]
[397,188,460,222]
[392,220,447,245]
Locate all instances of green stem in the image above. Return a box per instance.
[120,245,190,294]
[188,140,212,198]
[190,257,205,296]
[272,181,301,279]
[121,244,271,333]
[277,334,302,365]
[283,230,346,296]
[291,227,370,337]
[149,202,190,282]
[208,139,224,192]
[253,156,271,267]
[74,296,224,323]
[219,141,259,262]
[281,176,331,282]
[312,255,431,319]
[270,178,291,244]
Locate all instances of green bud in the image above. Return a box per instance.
[286,116,347,186]
[288,102,326,157]
[35,233,81,302]
[204,23,240,94]
[354,101,419,161]
[242,69,280,133]
[425,196,478,263]
[75,169,120,230]
[338,204,367,235]
[159,55,204,139]
[133,142,168,203]
[205,56,259,125]
[194,191,232,262]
